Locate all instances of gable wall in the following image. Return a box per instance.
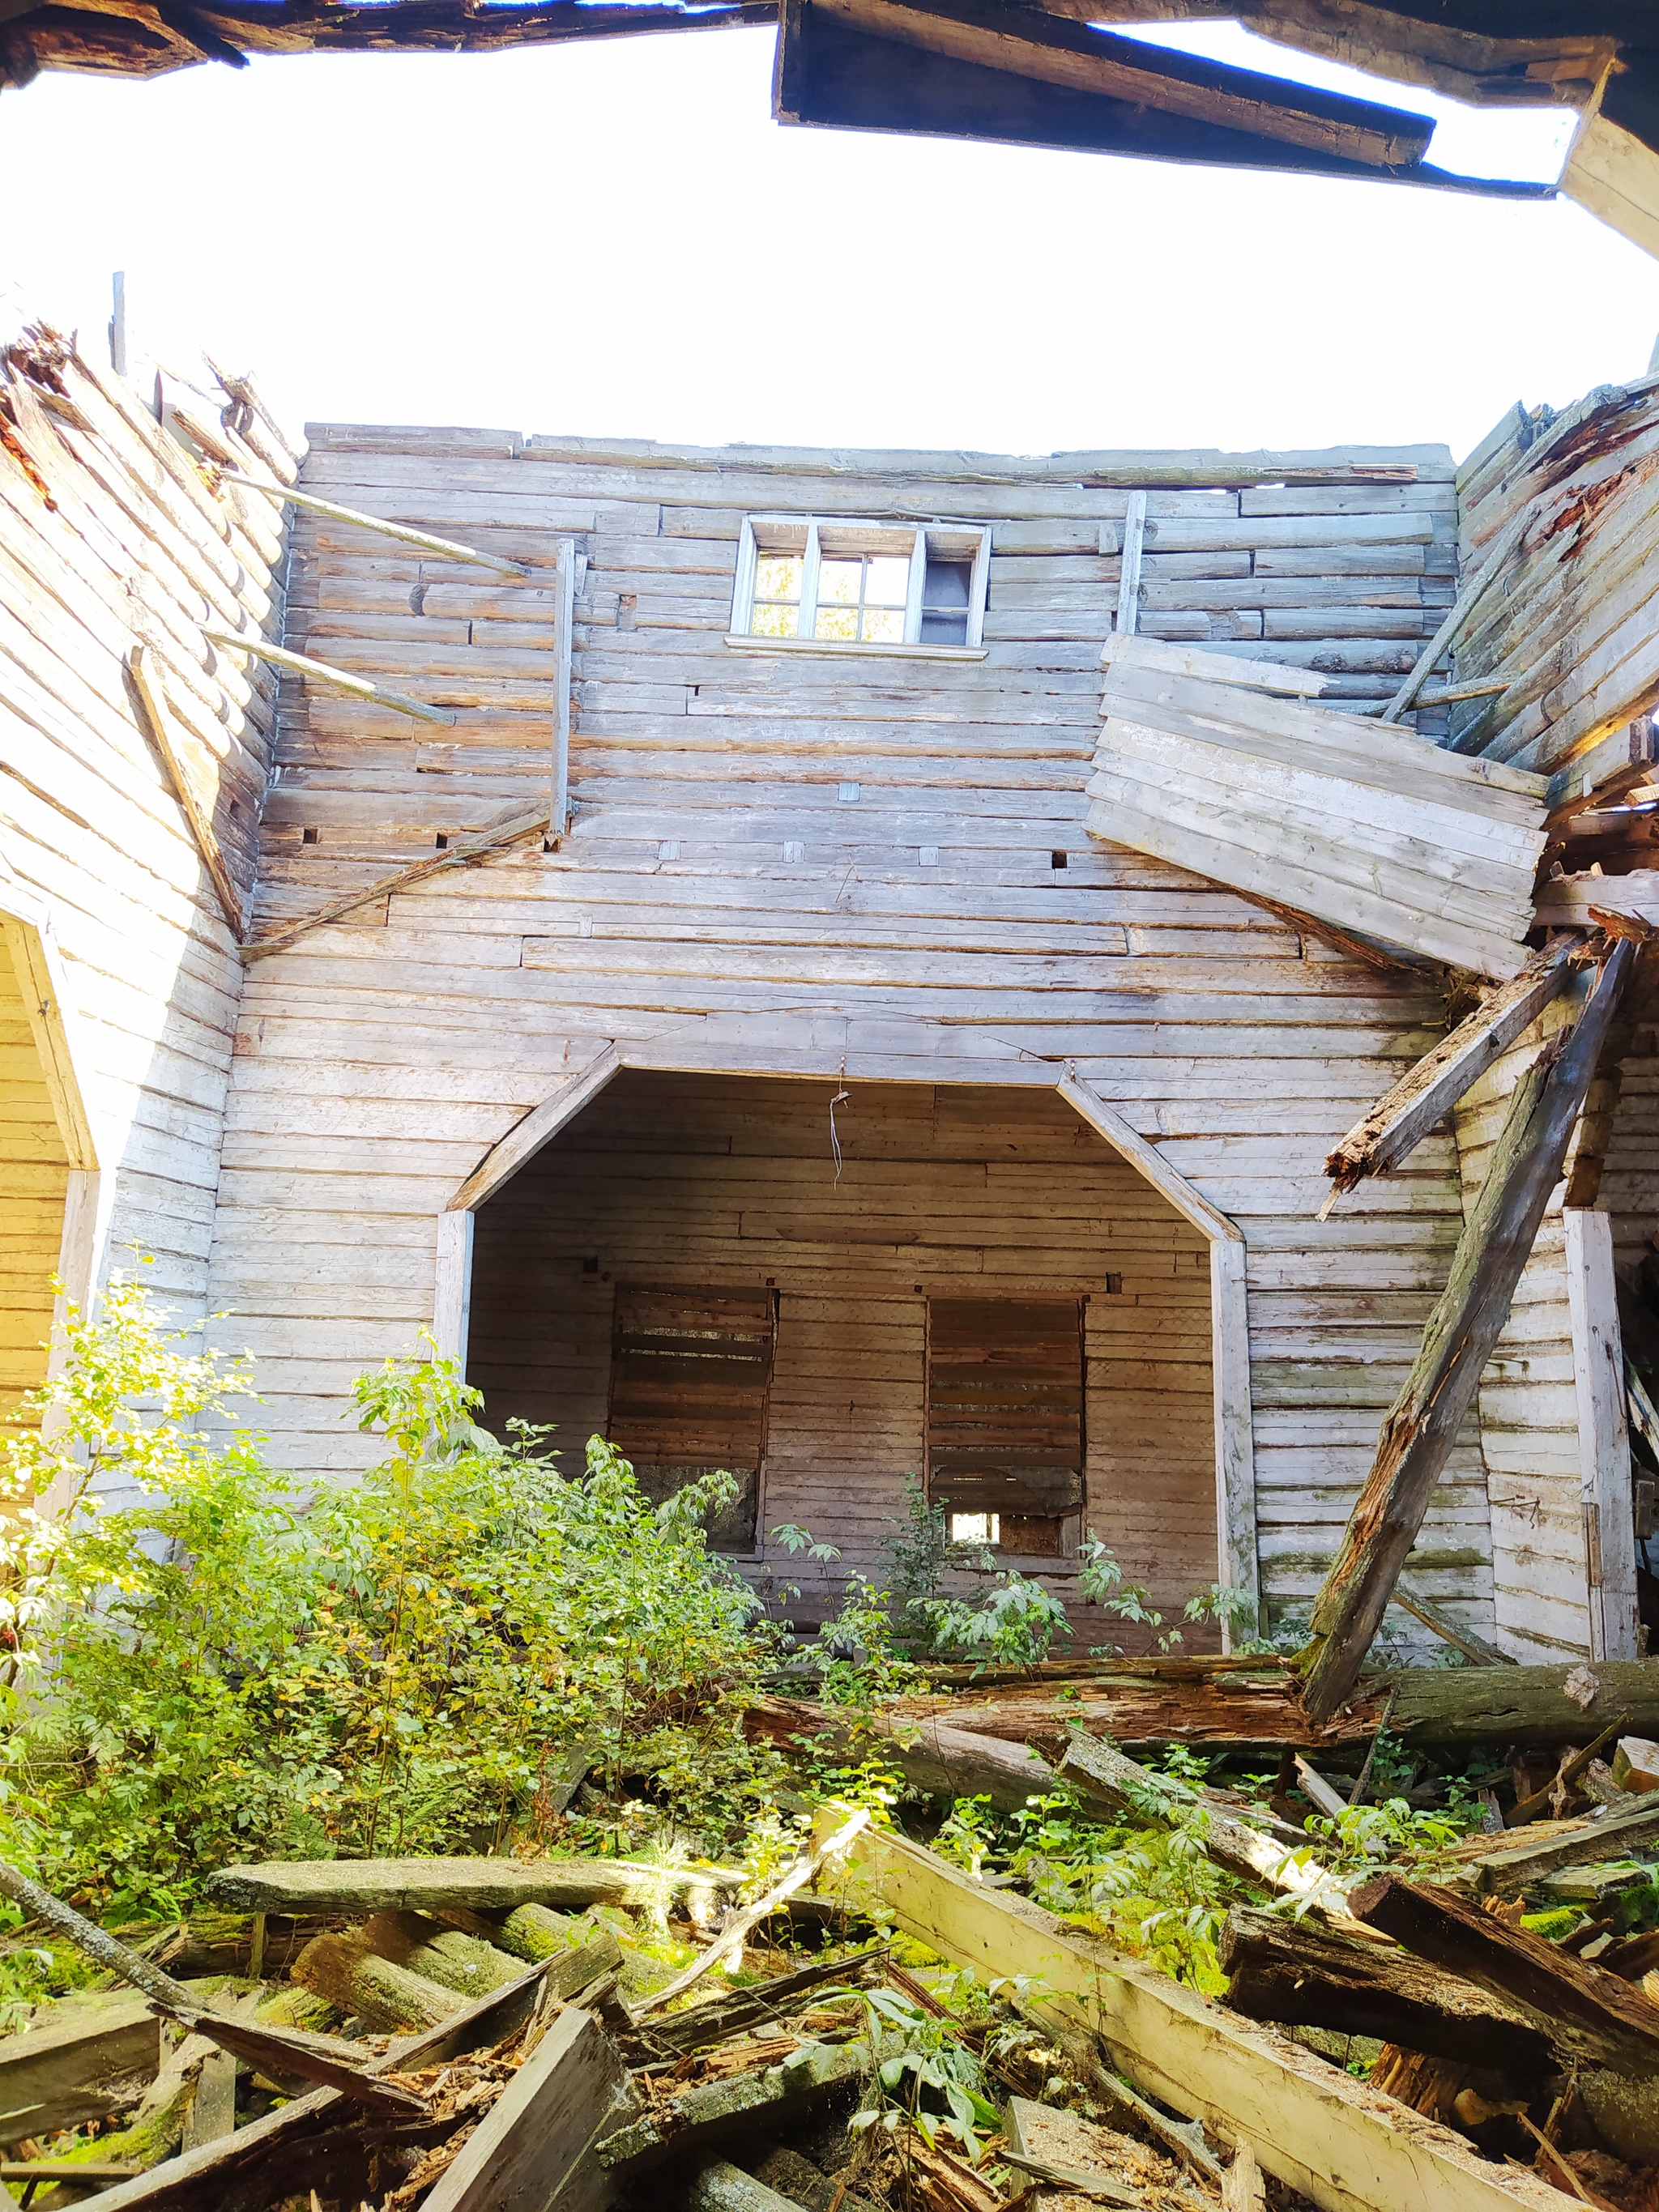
[207,424,1495,1640]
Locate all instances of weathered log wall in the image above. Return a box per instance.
[201,422,1497,1636]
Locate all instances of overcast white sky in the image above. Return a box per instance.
[5,16,1658,462]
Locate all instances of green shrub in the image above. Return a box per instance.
[0,1271,781,1920]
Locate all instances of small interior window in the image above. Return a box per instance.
[950,1511,1000,1545]
[921,558,972,646]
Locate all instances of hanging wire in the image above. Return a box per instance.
[829,1055,850,1186]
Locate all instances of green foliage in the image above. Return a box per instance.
[0,1272,782,1919]
[850,1984,999,2159]
[919,1570,1072,1671]
[876,1476,981,1647]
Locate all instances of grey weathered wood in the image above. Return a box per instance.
[127,646,245,934]
[203,627,457,725]
[1301,940,1636,1720]
[84,1959,560,2212]
[239,802,551,961]
[0,1999,160,2146]
[1322,940,1578,1200]
[1390,1664,1659,1754]
[420,2005,628,2212]
[1388,1584,1515,1668]
[205,1853,735,1915]
[1380,503,1533,723]
[597,2035,878,2174]
[1115,490,1146,639]
[628,1946,888,2059]
[1461,1790,1659,1899]
[1218,1904,1553,2072]
[228,471,530,578]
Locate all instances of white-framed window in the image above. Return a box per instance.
[727,516,990,660]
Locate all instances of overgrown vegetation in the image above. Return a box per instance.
[0,1270,1497,2028]
[0,1269,782,1931]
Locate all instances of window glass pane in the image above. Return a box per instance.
[866,555,911,605]
[754,554,803,602]
[817,559,862,606]
[814,604,859,641]
[752,602,800,638]
[862,607,904,643]
[921,611,969,645]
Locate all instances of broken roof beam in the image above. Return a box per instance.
[226,471,530,579]
[239,800,550,962]
[1321,939,1580,1204]
[1299,940,1637,1721]
[203,626,456,726]
[774,0,1552,196]
[804,0,1434,167]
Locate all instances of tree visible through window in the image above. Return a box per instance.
[927,1298,1085,1556]
[731,516,990,653]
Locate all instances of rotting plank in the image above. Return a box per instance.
[420,2006,629,2212]
[838,1826,1560,2212]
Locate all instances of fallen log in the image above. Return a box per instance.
[1301,938,1636,1720]
[206,1853,738,1916]
[1349,1873,1659,2078]
[838,1825,1563,2212]
[290,1932,467,2033]
[1217,1905,1555,2071]
[1388,1660,1659,1751]
[361,1910,527,1999]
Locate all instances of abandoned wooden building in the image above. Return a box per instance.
[2,286,1657,1669]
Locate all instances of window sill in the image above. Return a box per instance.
[723,633,987,663]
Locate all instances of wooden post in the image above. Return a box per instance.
[1115,491,1146,638]
[1565,1207,1639,1660]
[1299,940,1636,1721]
[552,537,576,838]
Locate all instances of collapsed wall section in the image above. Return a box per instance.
[0,314,292,1422]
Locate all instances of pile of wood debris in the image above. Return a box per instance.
[15,1657,1659,2210]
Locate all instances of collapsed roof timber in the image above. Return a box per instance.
[6,285,1659,2207]
[2,2,1659,262]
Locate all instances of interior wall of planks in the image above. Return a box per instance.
[200,419,1505,1642]
[0,316,291,1460]
[465,1071,1217,1638]
[0,930,70,1424]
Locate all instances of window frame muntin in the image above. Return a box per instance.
[728,514,990,660]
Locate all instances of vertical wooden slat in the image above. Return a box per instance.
[1565,1207,1639,1661]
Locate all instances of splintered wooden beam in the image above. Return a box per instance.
[1380,503,1533,725]
[1545,716,1657,826]
[239,802,549,962]
[1300,938,1636,1722]
[808,0,1433,167]
[126,646,244,935]
[839,1826,1564,2212]
[1321,940,1580,1202]
[225,472,531,579]
[1216,1905,1555,2073]
[203,627,456,726]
